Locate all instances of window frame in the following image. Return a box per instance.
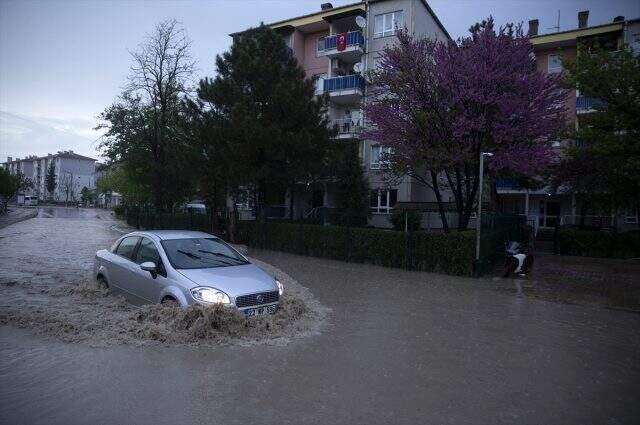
[374,10,404,38]
[113,236,141,261]
[624,208,639,224]
[370,189,397,214]
[547,54,563,73]
[370,144,392,169]
[135,237,167,277]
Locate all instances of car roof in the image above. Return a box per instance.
[129,230,217,241]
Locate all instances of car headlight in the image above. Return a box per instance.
[276,278,283,296]
[190,287,231,304]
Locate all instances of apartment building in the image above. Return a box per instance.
[236,0,450,227]
[497,12,640,232]
[2,151,97,202]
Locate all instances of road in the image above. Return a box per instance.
[1,207,639,425]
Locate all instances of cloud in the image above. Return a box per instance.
[0,111,104,162]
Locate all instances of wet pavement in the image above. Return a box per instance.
[1,208,640,425]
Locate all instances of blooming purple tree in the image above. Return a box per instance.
[365,18,568,231]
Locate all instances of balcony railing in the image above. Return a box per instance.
[576,96,606,112]
[331,117,363,136]
[323,75,365,93]
[321,31,364,51]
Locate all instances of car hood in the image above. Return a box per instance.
[177,263,277,298]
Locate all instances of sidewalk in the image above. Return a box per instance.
[0,207,38,229]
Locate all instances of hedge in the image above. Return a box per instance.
[558,228,640,258]
[236,222,476,276]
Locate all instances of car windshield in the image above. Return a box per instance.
[161,238,249,269]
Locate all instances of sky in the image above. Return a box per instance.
[1,0,639,163]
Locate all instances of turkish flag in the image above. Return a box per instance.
[336,32,347,51]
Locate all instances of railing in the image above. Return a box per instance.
[321,31,364,51]
[331,117,363,135]
[576,96,606,112]
[323,75,365,92]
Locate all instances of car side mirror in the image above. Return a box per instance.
[140,261,157,278]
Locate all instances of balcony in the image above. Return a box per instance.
[323,75,364,104]
[576,96,606,114]
[331,117,363,140]
[318,31,364,62]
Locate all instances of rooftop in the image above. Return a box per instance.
[3,150,97,164]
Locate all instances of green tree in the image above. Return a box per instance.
[97,20,195,210]
[326,143,370,226]
[0,169,33,211]
[96,165,149,205]
[203,25,332,223]
[45,162,56,200]
[80,186,92,205]
[555,44,640,216]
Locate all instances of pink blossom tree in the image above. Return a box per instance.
[365,18,568,231]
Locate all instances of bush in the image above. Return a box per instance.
[113,204,125,218]
[558,228,640,258]
[390,209,422,231]
[236,222,475,276]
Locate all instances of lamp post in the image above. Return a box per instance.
[475,152,494,262]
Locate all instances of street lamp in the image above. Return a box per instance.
[475,152,494,262]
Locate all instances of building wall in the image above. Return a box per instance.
[302,30,330,77]
[411,0,448,41]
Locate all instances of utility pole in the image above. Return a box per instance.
[475,152,494,262]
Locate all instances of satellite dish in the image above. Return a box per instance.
[353,62,363,73]
[355,15,366,28]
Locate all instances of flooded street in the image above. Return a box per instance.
[1,207,639,424]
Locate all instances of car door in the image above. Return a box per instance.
[109,236,141,298]
[131,237,169,303]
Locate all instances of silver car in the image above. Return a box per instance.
[94,230,283,317]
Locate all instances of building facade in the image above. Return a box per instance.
[238,0,450,227]
[2,151,97,203]
[497,12,640,232]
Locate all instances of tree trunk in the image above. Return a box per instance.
[227,191,237,244]
[430,171,449,233]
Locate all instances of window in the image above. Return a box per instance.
[370,189,397,214]
[547,54,563,73]
[114,236,140,260]
[371,145,392,169]
[314,73,327,95]
[317,36,325,54]
[136,237,166,276]
[624,208,638,224]
[161,238,249,270]
[374,11,404,38]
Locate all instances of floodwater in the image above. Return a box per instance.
[1,207,639,425]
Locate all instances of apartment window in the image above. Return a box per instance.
[370,189,397,214]
[624,208,638,224]
[317,36,325,55]
[371,145,392,169]
[313,73,327,95]
[374,11,403,38]
[547,54,563,73]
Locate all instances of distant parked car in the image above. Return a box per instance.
[185,200,207,215]
[94,230,283,317]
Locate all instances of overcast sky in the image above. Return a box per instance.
[1,0,639,163]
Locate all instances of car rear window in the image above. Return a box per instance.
[161,238,248,269]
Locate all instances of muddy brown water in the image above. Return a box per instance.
[1,208,639,425]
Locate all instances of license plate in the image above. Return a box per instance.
[244,304,277,317]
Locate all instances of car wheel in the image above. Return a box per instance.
[161,297,179,307]
[97,275,109,289]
